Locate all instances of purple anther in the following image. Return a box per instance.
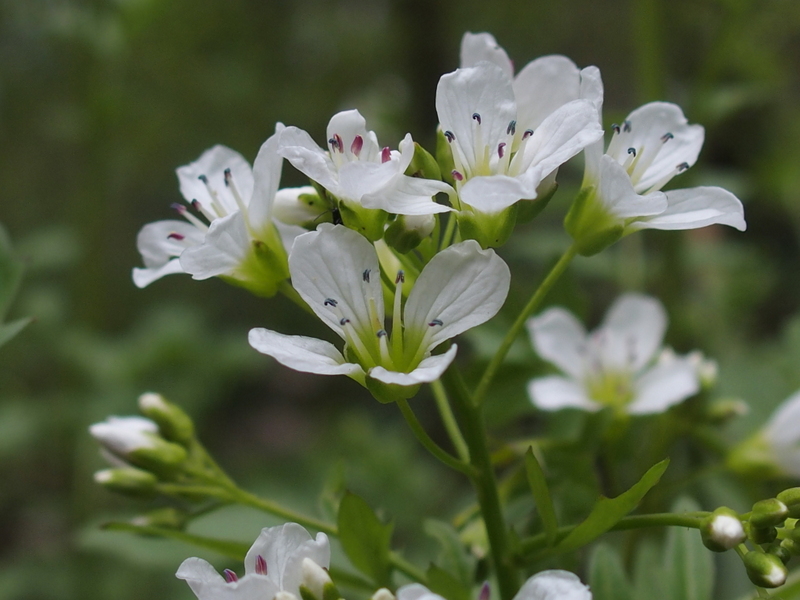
[190,199,202,211]
[223,569,238,583]
[333,134,343,152]
[661,132,674,143]
[627,147,636,157]
[444,130,455,143]
[522,129,534,140]
[351,135,363,157]
[381,147,392,163]
[611,124,621,135]
[395,270,405,284]
[170,202,187,214]
[167,232,185,241]
[451,170,464,182]
[324,298,338,307]
[623,120,632,133]
[198,174,209,184]
[506,120,516,135]
[362,269,371,283]
[498,142,506,159]
[428,319,443,327]
[472,113,482,124]
[479,582,491,600]
[255,555,268,576]
[677,162,690,172]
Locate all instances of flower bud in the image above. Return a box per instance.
[272,186,332,228]
[90,416,159,457]
[750,498,789,528]
[132,507,188,529]
[299,558,340,600]
[743,551,787,588]
[138,392,194,445]
[384,214,436,253]
[94,467,157,496]
[749,525,777,545]
[767,542,791,565]
[777,488,800,518]
[700,507,745,552]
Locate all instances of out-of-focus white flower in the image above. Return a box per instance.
[397,570,591,600]
[527,294,700,414]
[249,224,509,402]
[89,416,160,457]
[176,523,330,600]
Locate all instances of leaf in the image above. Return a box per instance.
[424,519,475,589]
[589,543,633,600]
[555,459,669,553]
[337,492,393,587]
[664,498,713,600]
[524,446,558,546]
[632,539,670,600]
[102,521,249,561]
[426,564,471,600]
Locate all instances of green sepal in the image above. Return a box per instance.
[138,393,195,446]
[337,492,393,587]
[128,439,188,475]
[457,204,518,249]
[222,223,291,298]
[435,128,456,185]
[516,182,558,224]
[563,186,624,256]
[406,142,442,181]
[384,214,436,254]
[743,551,787,588]
[750,498,789,528]
[366,375,419,404]
[338,202,388,242]
[749,525,778,545]
[137,507,189,529]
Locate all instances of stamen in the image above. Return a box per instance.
[429,319,443,327]
[627,147,637,157]
[377,329,387,338]
[444,130,455,143]
[362,269,371,283]
[677,162,690,172]
[391,270,405,363]
[522,129,534,140]
[472,113,481,124]
[395,270,405,284]
[506,120,516,135]
[198,174,209,184]
[479,582,491,600]
[171,202,186,214]
[223,168,232,186]
[452,170,464,182]
[340,317,350,326]
[223,569,238,583]
[173,201,209,230]
[611,123,621,135]
[255,555,267,576]
[660,132,674,143]
[324,298,338,307]
[328,133,344,152]
[351,135,363,157]
[223,168,248,214]
[497,143,506,159]
[167,233,185,241]
[381,147,391,163]
[622,120,632,132]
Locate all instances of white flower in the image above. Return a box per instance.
[567,74,745,254]
[527,294,700,414]
[436,58,602,215]
[397,570,591,600]
[248,224,509,399]
[176,523,330,600]
[133,126,300,296]
[278,109,451,220]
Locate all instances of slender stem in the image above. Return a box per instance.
[473,244,578,406]
[396,398,475,477]
[444,367,519,600]
[389,551,429,584]
[227,487,338,536]
[440,212,458,251]
[431,380,470,462]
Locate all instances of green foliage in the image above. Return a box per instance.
[663,498,715,600]
[588,543,633,600]
[524,447,558,547]
[337,492,394,587]
[0,224,31,349]
[424,519,476,590]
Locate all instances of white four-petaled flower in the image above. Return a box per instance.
[527,294,700,414]
[397,570,591,600]
[176,523,330,600]
[248,224,510,398]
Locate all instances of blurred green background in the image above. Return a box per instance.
[3,0,800,598]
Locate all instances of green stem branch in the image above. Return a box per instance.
[431,380,470,462]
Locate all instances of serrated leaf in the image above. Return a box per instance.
[664,498,713,600]
[556,459,669,553]
[524,446,558,547]
[103,521,249,560]
[424,519,475,589]
[337,492,393,587]
[426,564,471,600]
[589,543,633,600]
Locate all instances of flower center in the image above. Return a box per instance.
[327,132,391,169]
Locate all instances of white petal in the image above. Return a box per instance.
[513,55,581,131]
[629,359,699,414]
[278,127,340,193]
[244,523,330,597]
[459,32,514,79]
[631,186,746,232]
[458,174,534,214]
[180,212,248,280]
[248,328,364,380]
[595,155,667,218]
[176,557,227,598]
[327,109,381,161]
[289,225,383,342]
[601,294,667,371]
[398,584,448,600]
[765,390,800,447]
[436,63,516,172]
[249,123,285,228]
[362,174,453,215]
[273,220,308,252]
[528,376,598,411]
[369,345,458,385]
[177,145,254,217]
[579,66,605,185]
[513,570,592,600]
[135,220,203,268]
[132,259,186,288]
[337,159,401,202]
[403,240,510,350]
[527,307,588,380]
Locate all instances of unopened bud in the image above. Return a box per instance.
[131,507,188,529]
[94,467,157,496]
[370,589,396,600]
[705,398,748,424]
[749,525,777,545]
[272,186,331,228]
[384,214,436,253]
[128,437,188,473]
[299,558,339,600]
[780,537,800,556]
[90,416,159,457]
[743,551,787,588]
[701,507,745,552]
[750,498,789,528]
[777,488,800,518]
[767,542,791,565]
[138,393,194,445]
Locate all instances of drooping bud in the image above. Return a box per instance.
[750,498,789,528]
[299,558,340,600]
[700,507,746,552]
[94,467,158,496]
[743,551,787,588]
[777,488,800,518]
[138,392,195,446]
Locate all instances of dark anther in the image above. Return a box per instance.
[661,132,674,143]
[522,129,534,140]
[627,147,637,157]
[498,143,506,159]
[351,135,363,156]
[324,298,338,307]
[331,207,343,225]
[452,170,464,182]
[623,120,632,133]
[444,130,455,143]
[190,199,202,211]
[339,318,350,326]
[376,329,387,338]
[255,556,267,576]
[381,147,391,163]
[198,174,209,184]
[223,569,238,583]
[428,319,443,327]
[472,113,482,124]
[362,269,371,283]
[611,123,621,134]
[506,120,517,135]
[170,202,186,213]
[167,232,185,240]
[223,168,232,186]
[677,162,690,172]
[395,271,405,284]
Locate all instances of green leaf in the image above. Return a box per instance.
[0,317,32,349]
[102,521,249,561]
[589,543,633,600]
[337,492,393,587]
[555,459,669,553]
[632,539,670,600]
[664,498,713,600]
[426,564,471,600]
[423,519,475,589]
[524,446,558,547]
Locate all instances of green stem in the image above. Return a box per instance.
[444,367,519,600]
[226,487,338,536]
[431,380,470,462]
[440,211,458,251]
[389,551,429,584]
[396,398,474,477]
[473,244,578,406]
[517,511,708,559]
